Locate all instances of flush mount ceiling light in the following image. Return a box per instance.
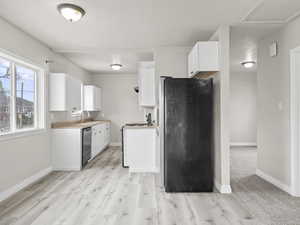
[241,61,256,69]
[110,64,122,71]
[57,3,86,22]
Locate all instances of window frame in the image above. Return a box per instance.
[0,50,46,140]
[14,62,38,131]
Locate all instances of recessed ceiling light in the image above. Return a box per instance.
[57,3,86,22]
[241,61,256,68]
[110,64,122,71]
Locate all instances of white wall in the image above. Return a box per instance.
[154,47,190,78]
[210,26,231,193]
[0,17,91,194]
[230,72,257,144]
[257,16,300,188]
[91,74,144,143]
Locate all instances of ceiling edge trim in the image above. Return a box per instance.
[240,0,265,22]
[240,0,300,25]
[285,9,300,23]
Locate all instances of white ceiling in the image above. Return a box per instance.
[0,0,299,74]
[59,49,154,74]
[0,0,259,74]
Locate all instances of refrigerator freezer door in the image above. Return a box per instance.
[164,78,213,192]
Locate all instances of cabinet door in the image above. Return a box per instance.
[192,45,198,74]
[83,86,94,111]
[139,62,156,107]
[188,46,198,77]
[197,41,219,71]
[67,76,82,113]
[188,51,194,77]
[99,124,106,152]
[91,127,98,158]
[50,73,82,112]
[95,125,101,155]
[95,87,102,111]
[105,123,110,146]
[49,73,67,111]
[83,85,101,111]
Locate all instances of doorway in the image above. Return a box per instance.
[229,25,259,190]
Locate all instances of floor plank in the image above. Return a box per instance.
[1,146,300,225]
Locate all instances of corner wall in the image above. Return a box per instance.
[257,16,300,190]
[0,17,91,196]
[210,26,231,193]
[230,72,257,145]
[91,74,144,143]
[154,47,190,79]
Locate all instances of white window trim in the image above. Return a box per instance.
[0,128,47,142]
[0,50,46,141]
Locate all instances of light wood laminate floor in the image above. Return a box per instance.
[1,147,300,225]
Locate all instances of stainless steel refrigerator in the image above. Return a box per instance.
[160,77,213,192]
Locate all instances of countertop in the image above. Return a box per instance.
[51,120,110,129]
[123,125,157,129]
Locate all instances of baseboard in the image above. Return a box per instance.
[214,179,232,194]
[230,142,257,147]
[129,167,159,173]
[256,169,291,194]
[109,142,121,147]
[0,167,52,202]
[52,167,80,171]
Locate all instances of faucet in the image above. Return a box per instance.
[146,113,152,126]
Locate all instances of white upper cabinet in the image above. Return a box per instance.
[83,85,101,111]
[188,41,219,77]
[49,73,82,112]
[138,61,156,107]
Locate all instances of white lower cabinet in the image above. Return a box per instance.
[52,122,110,171]
[91,122,110,159]
[124,127,158,173]
[51,129,82,171]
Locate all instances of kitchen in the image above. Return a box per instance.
[0,0,227,198]
[45,40,217,191]
[2,0,294,224]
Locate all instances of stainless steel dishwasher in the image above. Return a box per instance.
[82,127,92,167]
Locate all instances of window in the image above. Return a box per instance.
[0,58,11,133]
[0,53,44,136]
[15,65,36,130]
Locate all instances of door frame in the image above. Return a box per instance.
[290,46,300,196]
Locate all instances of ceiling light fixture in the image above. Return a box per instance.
[241,61,256,69]
[110,64,122,71]
[57,3,86,22]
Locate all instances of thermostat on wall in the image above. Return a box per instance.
[270,42,277,57]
